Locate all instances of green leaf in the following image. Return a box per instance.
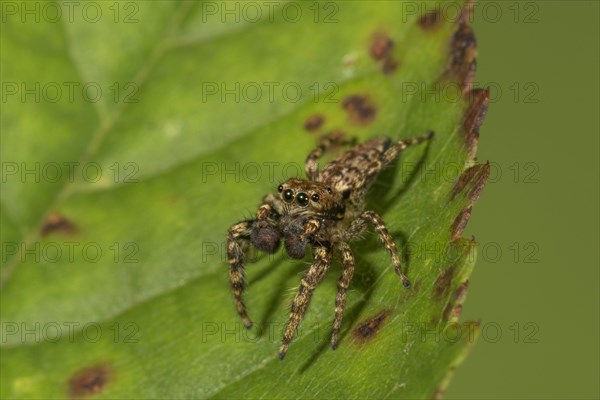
[1,1,490,398]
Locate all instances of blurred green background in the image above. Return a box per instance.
[447,1,599,398]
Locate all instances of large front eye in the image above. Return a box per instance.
[296,192,309,207]
[283,189,294,202]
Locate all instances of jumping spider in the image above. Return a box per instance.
[227,130,433,359]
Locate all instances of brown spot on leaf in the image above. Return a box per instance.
[443,281,470,323]
[452,166,478,198]
[419,10,442,31]
[303,114,324,132]
[451,206,472,241]
[41,213,77,237]
[464,88,490,159]
[164,195,178,204]
[434,267,455,300]
[69,364,111,398]
[460,0,476,23]
[468,162,490,206]
[369,32,400,75]
[325,129,349,144]
[433,387,445,400]
[451,163,490,207]
[353,310,390,343]
[382,57,399,74]
[342,95,376,125]
[369,33,394,61]
[444,22,477,92]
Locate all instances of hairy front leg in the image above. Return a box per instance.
[227,220,255,328]
[331,242,355,349]
[279,245,332,359]
[256,193,284,225]
[299,218,321,241]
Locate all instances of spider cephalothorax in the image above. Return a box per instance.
[226,131,433,359]
[251,178,347,260]
[277,178,346,219]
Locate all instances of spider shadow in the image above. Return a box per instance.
[298,251,380,372]
[368,136,434,212]
[251,253,311,339]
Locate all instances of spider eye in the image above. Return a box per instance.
[311,193,320,202]
[283,189,294,202]
[277,184,283,193]
[326,188,332,194]
[296,192,309,207]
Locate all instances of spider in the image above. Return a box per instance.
[226,130,433,359]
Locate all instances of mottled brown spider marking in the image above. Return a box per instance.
[418,9,443,31]
[342,94,377,125]
[434,266,456,300]
[41,212,77,237]
[350,211,411,287]
[353,310,390,343]
[304,114,325,132]
[300,219,321,241]
[227,221,255,328]
[331,242,355,349]
[305,131,355,181]
[369,33,394,61]
[68,364,112,398]
[451,206,472,241]
[279,245,332,359]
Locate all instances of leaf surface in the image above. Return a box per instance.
[1,1,489,398]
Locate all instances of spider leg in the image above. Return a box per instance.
[256,193,284,226]
[348,211,410,288]
[256,193,285,221]
[381,131,434,167]
[299,218,321,241]
[331,242,355,349]
[227,220,255,329]
[279,245,332,359]
[305,131,357,181]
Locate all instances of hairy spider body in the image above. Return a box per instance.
[226,131,433,359]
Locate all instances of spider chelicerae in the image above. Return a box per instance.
[226,130,433,359]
